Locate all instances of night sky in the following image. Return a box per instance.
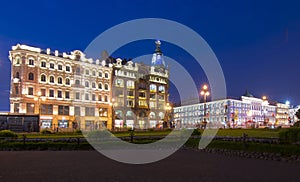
[1,0,300,110]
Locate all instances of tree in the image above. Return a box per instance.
[296,109,300,121]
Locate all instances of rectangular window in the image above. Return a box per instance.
[15,86,19,95]
[139,100,147,107]
[150,93,156,99]
[85,107,95,116]
[92,94,96,101]
[58,105,69,115]
[57,90,62,98]
[75,106,81,116]
[41,89,46,96]
[65,91,70,99]
[75,92,80,100]
[49,89,54,97]
[150,101,156,108]
[41,104,53,115]
[14,103,20,113]
[127,90,134,97]
[85,93,89,100]
[28,87,33,95]
[26,103,35,113]
[139,92,146,98]
[99,108,108,117]
[50,63,55,69]
[127,100,134,107]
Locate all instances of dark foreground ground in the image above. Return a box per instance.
[0,149,299,182]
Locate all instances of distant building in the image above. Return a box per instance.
[174,91,278,128]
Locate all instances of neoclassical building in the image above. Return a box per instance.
[9,44,113,130]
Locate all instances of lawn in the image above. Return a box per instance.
[16,128,283,139]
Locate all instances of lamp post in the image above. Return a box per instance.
[262,96,267,126]
[200,84,210,128]
[109,98,117,131]
[34,91,46,131]
[165,103,172,128]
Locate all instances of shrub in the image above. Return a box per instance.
[293,121,300,128]
[40,129,52,134]
[0,130,18,138]
[279,128,300,143]
[74,129,82,134]
[191,129,201,136]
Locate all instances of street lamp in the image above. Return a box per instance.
[200,84,210,128]
[109,98,117,131]
[165,103,172,128]
[34,91,46,130]
[262,96,267,126]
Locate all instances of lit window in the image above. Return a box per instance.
[150,84,157,92]
[115,79,124,87]
[127,80,135,88]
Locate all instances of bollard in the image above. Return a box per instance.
[242,133,248,148]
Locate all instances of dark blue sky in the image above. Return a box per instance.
[1,0,300,110]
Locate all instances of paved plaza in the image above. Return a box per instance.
[0,149,300,182]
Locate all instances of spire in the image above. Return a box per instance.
[151,40,166,68]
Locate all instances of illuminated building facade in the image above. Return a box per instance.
[110,41,170,129]
[174,91,278,128]
[9,44,113,130]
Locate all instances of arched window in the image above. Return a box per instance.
[92,71,96,76]
[41,74,46,82]
[104,95,108,102]
[75,79,80,85]
[15,72,20,79]
[65,78,70,85]
[85,81,89,88]
[49,76,54,83]
[98,71,102,77]
[92,82,96,88]
[104,72,109,78]
[58,77,63,84]
[85,69,89,75]
[98,83,102,89]
[104,83,109,90]
[28,73,34,80]
[15,57,20,65]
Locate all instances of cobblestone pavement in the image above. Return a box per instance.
[0,149,299,182]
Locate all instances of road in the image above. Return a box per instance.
[0,149,299,182]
